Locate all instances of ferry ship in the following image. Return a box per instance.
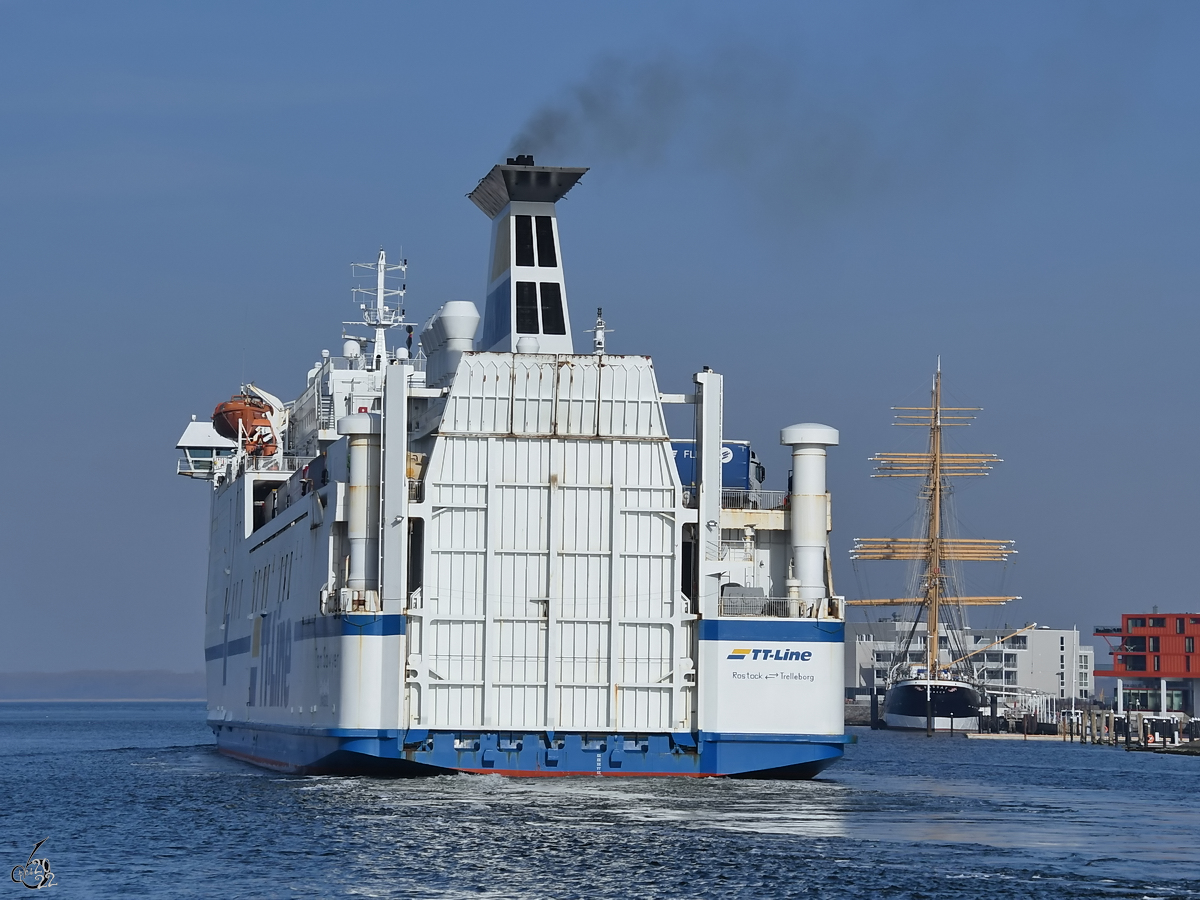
[175,158,849,777]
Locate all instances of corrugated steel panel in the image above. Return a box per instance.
[599,359,666,437]
[512,357,556,435]
[412,354,690,734]
[555,357,600,436]
[443,356,513,435]
[617,687,672,731]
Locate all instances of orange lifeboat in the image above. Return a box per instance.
[212,394,277,456]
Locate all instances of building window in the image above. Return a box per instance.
[1123,688,1159,711]
[1148,637,1160,652]
[1186,637,1195,653]
[515,216,535,266]
[1004,671,1018,685]
[1154,655,1160,671]
[1120,654,1147,671]
[1128,618,1145,631]
[1178,618,1186,634]
[1149,617,1166,628]
[534,216,557,267]
[1004,654,1017,667]
[538,283,566,334]
[1004,636,1027,649]
[1060,636,1065,649]
[515,282,539,334]
[1122,636,1146,652]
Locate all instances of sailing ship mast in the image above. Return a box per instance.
[850,362,1018,683]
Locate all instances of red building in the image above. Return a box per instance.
[1094,613,1200,714]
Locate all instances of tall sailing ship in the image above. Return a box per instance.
[850,364,1017,732]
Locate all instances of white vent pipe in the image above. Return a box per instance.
[780,423,838,610]
[419,301,480,387]
[338,413,382,594]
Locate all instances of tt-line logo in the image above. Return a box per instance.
[727,647,813,661]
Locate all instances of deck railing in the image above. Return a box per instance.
[242,455,312,473]
[720,489,788,510]
[717,594,841,620]
[681,489,789,511]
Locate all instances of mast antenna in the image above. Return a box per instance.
[586,307,614,355]
[349,248,408,369]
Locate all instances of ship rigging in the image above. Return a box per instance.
[850,362,1018,734]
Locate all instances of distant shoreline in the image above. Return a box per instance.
[0,698,205,703]
[0,670,205,701]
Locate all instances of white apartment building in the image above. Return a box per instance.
[846,619,1095,704]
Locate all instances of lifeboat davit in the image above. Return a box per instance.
[212,394,277,456]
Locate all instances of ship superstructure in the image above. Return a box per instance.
[849,364,1017,733]
[176,158,849,777]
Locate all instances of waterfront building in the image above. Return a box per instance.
[846,620,1094,705]
[1093,612,1200,715]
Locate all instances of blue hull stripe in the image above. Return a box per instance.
[210,723,846,779]
[293,614,405,641]
[699,731,853,744]
[204,615,404,661]
[698,619,843,642]
[205,635,251,661]
[207,721,851,746]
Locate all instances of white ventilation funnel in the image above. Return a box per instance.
[780,423,839,608]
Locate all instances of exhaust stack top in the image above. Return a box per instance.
[468,157,588,354]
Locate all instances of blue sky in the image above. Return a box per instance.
[3,1,1198,671]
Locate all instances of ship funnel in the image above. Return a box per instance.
[781,424,839,614]
[468,157,588,354]
[419,300,480,389]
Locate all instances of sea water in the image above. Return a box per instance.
[1,702,1197,898]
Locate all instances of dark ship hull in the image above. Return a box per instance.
[882,678,981,731]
